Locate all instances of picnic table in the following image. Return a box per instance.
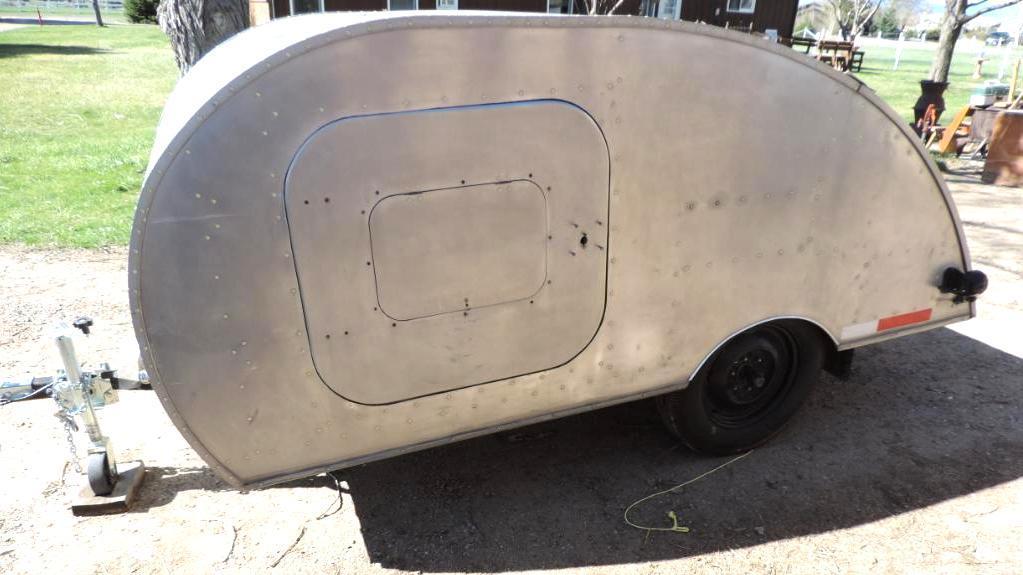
[782,38,865,73]
[816,40,864,72]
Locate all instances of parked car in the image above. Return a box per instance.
[986,31,1011,46]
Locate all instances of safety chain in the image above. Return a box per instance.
[57,411,83,474]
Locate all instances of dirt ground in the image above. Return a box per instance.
[1,162,1021,574]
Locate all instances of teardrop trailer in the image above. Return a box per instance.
[128,12,987,490]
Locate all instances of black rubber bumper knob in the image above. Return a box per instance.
[939,268,988,303]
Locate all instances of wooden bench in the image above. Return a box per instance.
[849,50,864,73]
[788,37,816,54]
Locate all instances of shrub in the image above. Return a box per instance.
[876,6,900,37]
[124,0,159,24]
[794,18,815,36]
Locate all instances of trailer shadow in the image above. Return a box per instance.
[0,17,97,26]
[341,327,1023,572]
[130,464,343,512]
[128,466,230,512]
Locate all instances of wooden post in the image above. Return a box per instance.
[893,31,905,71]
[1010,59,1020,102]
[999,41,1010,81]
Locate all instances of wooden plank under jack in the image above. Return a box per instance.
[71,461,146,516]
[936,106,974,154]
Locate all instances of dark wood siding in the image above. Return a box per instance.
[277,0,640,15]
[561,0,642,14]
[271,0,289,19]
[757,0,797,38]
[458,0,545,11]
[721,10,754,33]
[681,0,796,38]
[271,0,796,40]
[680,0,715,24]
[323,0,387,10]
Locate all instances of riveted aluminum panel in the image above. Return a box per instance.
[285,102,609,404]
[132,12,974,488]
[370,181,549,321]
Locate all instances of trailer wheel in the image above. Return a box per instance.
[657,320,826,454]
[87,452,114,496]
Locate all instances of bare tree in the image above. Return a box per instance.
[890,0,923,29]
[91,0,105,26]
[580,0,627,14]
[875,0,924,29]
[827,0,882,40]
[929,0,1023,82]
[158,0,249,74]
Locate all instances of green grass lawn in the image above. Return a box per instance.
[0,24,175,247]
[0,24,1014,248]
[854,41,1023,123]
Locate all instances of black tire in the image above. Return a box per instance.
[657,320,827,454]
[88,452,114,496]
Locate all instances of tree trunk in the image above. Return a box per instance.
[928,6,964,83]
[158,0,249,74]
[91,0,104,26]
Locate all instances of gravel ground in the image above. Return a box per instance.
[0,163,1020,574]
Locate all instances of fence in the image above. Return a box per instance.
[0,0,125,11]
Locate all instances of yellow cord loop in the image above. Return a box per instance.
[623,450,754,534]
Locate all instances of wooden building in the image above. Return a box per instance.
[253,0,800,39]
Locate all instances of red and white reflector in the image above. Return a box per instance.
[841,308,933,340]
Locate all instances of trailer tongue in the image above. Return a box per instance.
[132,12,984,489]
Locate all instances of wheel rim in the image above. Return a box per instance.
[704,325,799,429]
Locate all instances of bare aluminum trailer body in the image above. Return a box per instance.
[133,12,976,489]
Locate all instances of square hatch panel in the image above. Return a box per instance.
[285,100,609,404]
[370,181,548,321]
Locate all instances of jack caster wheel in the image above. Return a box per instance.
[87,452,114,496]
[657,320,827,454]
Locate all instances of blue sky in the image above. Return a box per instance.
[798,0,1023,29]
